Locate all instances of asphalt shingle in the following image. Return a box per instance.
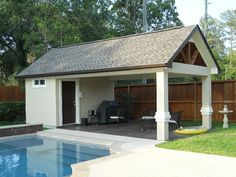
[18,25,197,78]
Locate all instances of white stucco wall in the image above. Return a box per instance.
[80,77,114,118]
[25,76,114,126]
[25,78,57,127]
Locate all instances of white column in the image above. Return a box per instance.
[154,70,171,141]
[76,79,81,124]
[200,75,213,129]
[57,79,63,126]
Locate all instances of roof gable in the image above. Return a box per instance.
[168,25,220,74]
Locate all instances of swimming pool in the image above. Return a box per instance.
[0,135,109,177]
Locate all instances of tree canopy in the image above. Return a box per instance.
[200,9,236,80]
[0,0,182,84]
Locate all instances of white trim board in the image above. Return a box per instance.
[168,62,211,76]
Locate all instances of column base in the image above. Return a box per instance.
[155,112,171,141]
[156,122,169,141]
[200,106,213,129]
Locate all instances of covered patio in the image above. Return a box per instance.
[59,120,187,140]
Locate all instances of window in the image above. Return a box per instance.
[33,79,46,88]
[34,80,39,85]
[40,79,45,85]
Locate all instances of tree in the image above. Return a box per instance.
[199,16,227,80]
[0,0,182,85]
[199,10,236,80]
[0,0,36,81]
[220,10,236,80]
[200,16,225,57]
[111,0,182,36]
[220,10,236,49]
[24,0,81,60]
[69,0,112,42]
[147,0,182,30]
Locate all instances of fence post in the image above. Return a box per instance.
[127,85,130,95]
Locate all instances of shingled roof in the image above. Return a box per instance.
[18,25,209,78]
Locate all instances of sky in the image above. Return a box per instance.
[175,0,236,26]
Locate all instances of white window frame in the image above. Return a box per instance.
[32,79,46,88]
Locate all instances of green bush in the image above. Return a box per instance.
[0,102,25,122]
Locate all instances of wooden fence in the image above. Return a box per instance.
[0,86,25,102]
[1,81,236,122]
[115,80,236,122]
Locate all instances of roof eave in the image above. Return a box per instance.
[195,25,221,73]
[17,64,168,79]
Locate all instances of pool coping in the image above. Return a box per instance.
[71,152,131,177]
[0,133,36,142]
[37,128,159,177]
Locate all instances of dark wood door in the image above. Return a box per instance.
[62,81,76,124]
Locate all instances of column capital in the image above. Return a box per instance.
[154,111,171,123]
[200,106,213,116]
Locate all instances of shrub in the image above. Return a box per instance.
[0,102,25,122]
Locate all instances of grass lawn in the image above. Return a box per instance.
[157,121,236,157]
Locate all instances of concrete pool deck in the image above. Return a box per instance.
[82,148,236,177]
[37,129,158,153]
[38,129,236,177]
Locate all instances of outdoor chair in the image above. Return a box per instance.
[140,107,156,131]
[168,111,183,130]
[109,107,128,124]
[140,108,182,131]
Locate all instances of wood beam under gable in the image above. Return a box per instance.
[188,42,191,63]
[191,49,199,64]
[180,50,188,63]
[173,42,206,67]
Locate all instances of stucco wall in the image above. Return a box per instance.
[25,78,57,127]
[25,77,114,126]
[80,77,114,118]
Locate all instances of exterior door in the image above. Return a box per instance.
[62,81,76,124]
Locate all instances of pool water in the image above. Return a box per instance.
[0,136,109,177]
